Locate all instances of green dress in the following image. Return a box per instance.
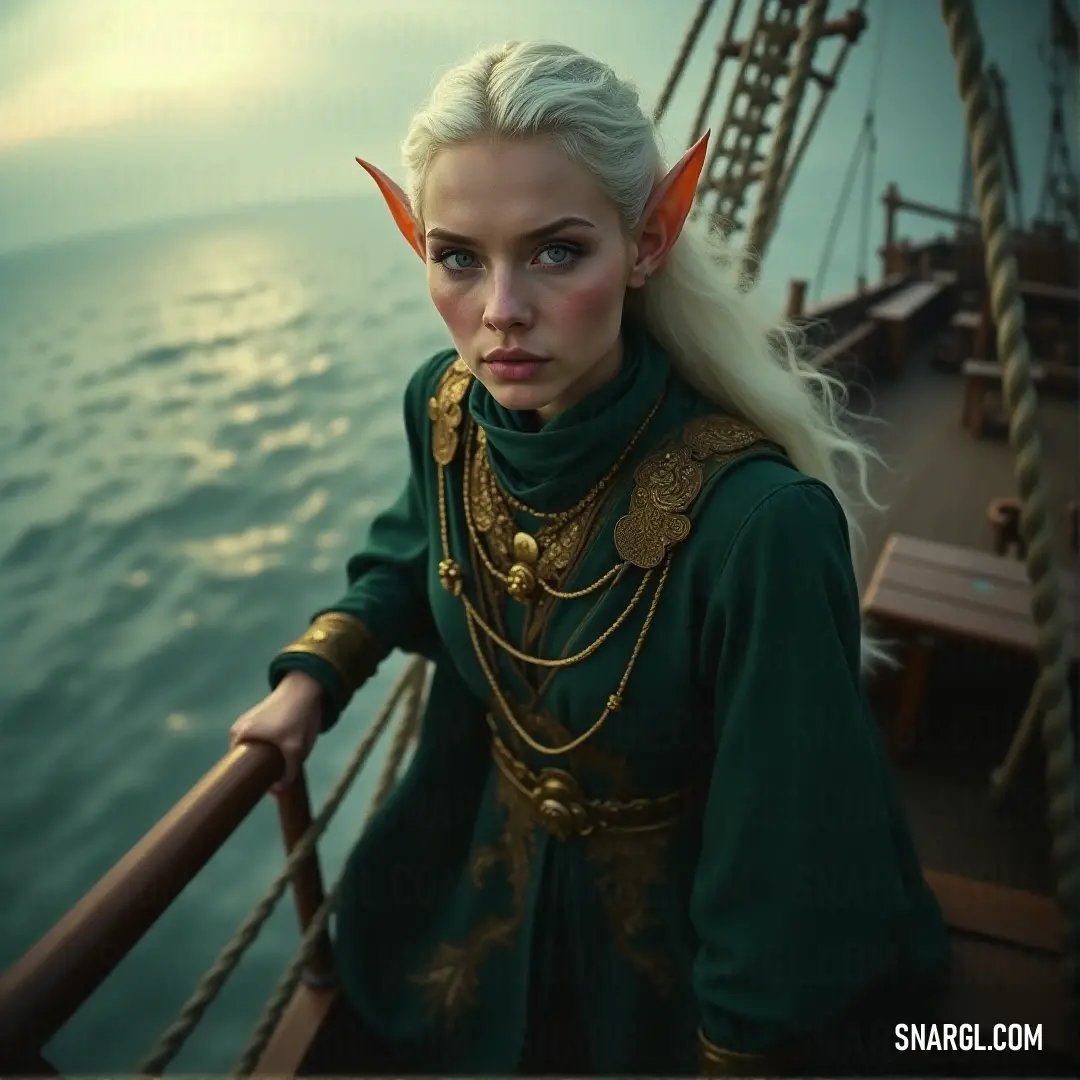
[268,323,948,1075]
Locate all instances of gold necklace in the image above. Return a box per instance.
[464,424,622,603]
[436,452,672,757]
[467,388,665,603]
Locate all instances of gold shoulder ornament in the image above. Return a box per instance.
[614,414,769,568]
[427,357,473,466]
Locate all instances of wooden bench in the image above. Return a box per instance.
[868,278,953,376]
[861,534,1079,758]
[960,358,1046,437]
[811,320,878,380]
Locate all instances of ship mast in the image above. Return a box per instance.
[1033,0,1079,238]
[653,0,868,237]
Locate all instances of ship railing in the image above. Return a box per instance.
[0,655,430,1077]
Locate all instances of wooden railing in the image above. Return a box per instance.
[784,272,907,354]
[0,742,329,1071]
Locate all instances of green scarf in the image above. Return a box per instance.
[466,322,670,514]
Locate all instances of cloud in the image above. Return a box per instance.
[0,0,305,149]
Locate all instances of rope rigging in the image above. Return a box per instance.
[810,2,887,301]
[941,0,1079,1023]
[743,0,828,280]
[134,658,428,1076]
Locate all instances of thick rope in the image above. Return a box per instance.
[232,663,427,1077]
[743,0,827,282]
[135,656,428,1076]
[652,0,717,125]
[941,0,1079,1004]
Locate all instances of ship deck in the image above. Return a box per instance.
[850,341,1076,898]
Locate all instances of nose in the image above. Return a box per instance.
[482,266,533,333]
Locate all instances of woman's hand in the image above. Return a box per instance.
[230,671,324,796]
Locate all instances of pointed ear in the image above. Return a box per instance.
[356,158,426,261]
[629,130,710,283]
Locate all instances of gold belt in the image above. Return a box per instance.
[490,731,689,841]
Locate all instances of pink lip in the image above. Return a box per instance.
[483,347,549,382]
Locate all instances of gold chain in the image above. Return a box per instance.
[466,553,672,756]
[459,562,655,667]
[436,457,671,756]
[463,421,622,601]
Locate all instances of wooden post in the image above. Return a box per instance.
[884,183,900,250]
[891,634,934,760]
[786,278,807,319]
[277,772,336,988]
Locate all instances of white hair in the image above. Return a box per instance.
[402,40,890,669]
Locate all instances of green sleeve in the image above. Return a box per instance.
[690,480,924,1056]
[267,350,452,729]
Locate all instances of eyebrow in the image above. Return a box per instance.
[425,216,597,246]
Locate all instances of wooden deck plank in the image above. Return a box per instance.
[924,869,1062,954]
[936,935,1076,1063]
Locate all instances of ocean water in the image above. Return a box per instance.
[0,195,843,1072]
[0,198,454,1073]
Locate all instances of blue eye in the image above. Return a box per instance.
[436,250,478,271]
[537,244,578,267]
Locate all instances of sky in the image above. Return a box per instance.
[0,0,1073,268]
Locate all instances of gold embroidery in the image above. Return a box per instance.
[411,767,536,1029]
[409,916,519,1030]
[411,704,685,1026]
[587,828,677,992]
[612,447,698,569]
[614,414,767,568]
[684,413,765,458]
[427,357,473,466]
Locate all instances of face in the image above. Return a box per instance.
[421,138,639,421]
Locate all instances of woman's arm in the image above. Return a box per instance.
[689,479,943,1072]
[267,351,454,731]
